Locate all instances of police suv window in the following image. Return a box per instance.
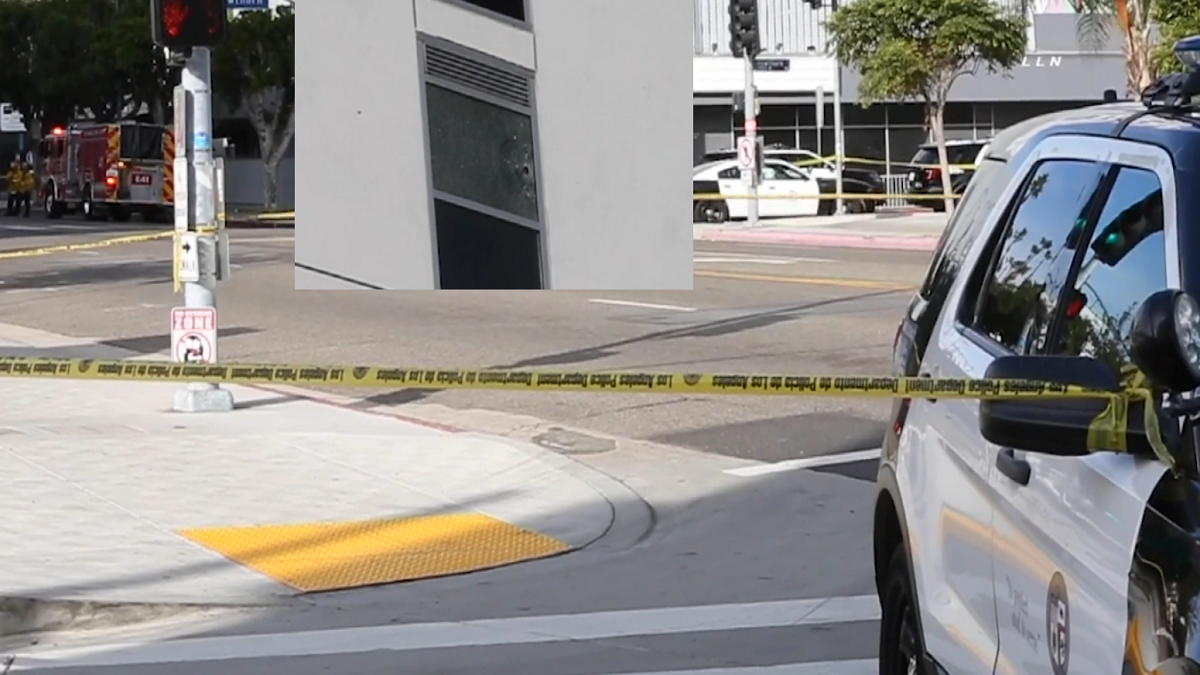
[918,158,1008,303]
[972,159,1104,353]
[1055,166,1165,373]
[717,168,740,179]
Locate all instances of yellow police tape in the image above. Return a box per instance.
[693,192,963,201]
[256,211,295,221]
[0,356,1173,470]
[0,211,291,262]
[757,154,977,171]
[0,231,174,260]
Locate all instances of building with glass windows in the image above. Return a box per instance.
[693,0,1126,173]
[297,0,692,290]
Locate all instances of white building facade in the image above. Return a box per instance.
[694,0,1127,171]
[694,0,838,159]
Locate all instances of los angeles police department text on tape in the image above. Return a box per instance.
[0,358,1122,401]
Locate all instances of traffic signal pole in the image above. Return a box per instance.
[173,46,234,413]
[743,55,758,228]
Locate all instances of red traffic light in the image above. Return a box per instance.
[151,0,227,48]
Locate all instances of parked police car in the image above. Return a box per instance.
[875,37,1200,675]
[692,158,821,222]
[703,145,887,213]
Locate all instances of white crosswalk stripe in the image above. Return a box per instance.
[10,594,881,672]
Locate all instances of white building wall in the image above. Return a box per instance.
[298,0,692,290]
[693,0,836,94]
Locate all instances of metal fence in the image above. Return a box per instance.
[223,158,295,209]
[883,174,908,208]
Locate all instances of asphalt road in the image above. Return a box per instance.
[0,215,934,674]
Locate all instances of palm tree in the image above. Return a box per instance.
[1073,0,1156,95]
[1017,0,1155,96]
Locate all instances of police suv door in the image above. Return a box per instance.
[981,139,1176,675]
[716,166,748,219]
[895,141,1097,675]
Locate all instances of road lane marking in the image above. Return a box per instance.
[10,595,881,669]
[725,448,882,477]
[613,661,878,675]
[102,303,165,313]
[589,298,697,312]
[693,255,832,264]
[236,236,294,243]
[694,270,914,290]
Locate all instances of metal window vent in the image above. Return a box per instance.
[424,44,531,108]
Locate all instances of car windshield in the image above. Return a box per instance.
[911,144,983,166]
[768,163,807,180]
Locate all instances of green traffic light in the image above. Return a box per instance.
[1104,231,1121,246]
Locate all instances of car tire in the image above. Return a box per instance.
[879,547,926,675]
[43,188,64,220]
[696,200,729,223]
[864,198,877,213]
[82,188,101,221]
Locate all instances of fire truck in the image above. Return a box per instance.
[37,122,175,222]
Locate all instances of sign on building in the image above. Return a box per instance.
[0,103,26,133]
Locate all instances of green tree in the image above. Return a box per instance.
[1150,0,1200,75]
[0,0,39,132]
[212,5,295,209]
[74,0,175,123]
[0,0,171,135]
[826,0,1026,214]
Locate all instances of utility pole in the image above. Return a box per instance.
[743,54,758,227]
[173,48,233,413]
[729,0,761,227]
[833,66,844,215]
[151,0,232,412]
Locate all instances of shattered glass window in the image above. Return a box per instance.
[426,83,538,221]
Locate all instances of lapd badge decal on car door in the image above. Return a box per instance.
[1046,570,1070,675]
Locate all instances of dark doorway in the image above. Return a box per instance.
[435,198,543,289]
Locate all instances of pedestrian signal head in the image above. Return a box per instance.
[150,0,227,49]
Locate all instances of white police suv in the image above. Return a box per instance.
[692,158,821,222]
[875,37,1200,675]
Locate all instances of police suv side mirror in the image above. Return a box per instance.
[978,355,1158,457]
[1131,289,1200,393]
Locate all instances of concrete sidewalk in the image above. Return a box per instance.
[694,212,948,251]
[0,323,615,634]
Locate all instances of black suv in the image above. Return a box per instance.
[903,140,989,212]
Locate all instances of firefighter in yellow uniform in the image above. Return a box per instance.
[5,160,19,216]
[15,160,33,217]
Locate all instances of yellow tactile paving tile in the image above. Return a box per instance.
[179,513,571,592]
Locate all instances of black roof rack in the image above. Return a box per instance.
[1110,71,1200,138]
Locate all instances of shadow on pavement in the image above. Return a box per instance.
[0,219,166,242]
[360,289,905,409]
[652,412,886,464]
[100,328,260,355]
[0,252,288,291]
[0,464,878,674]
[501,289,905,368]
